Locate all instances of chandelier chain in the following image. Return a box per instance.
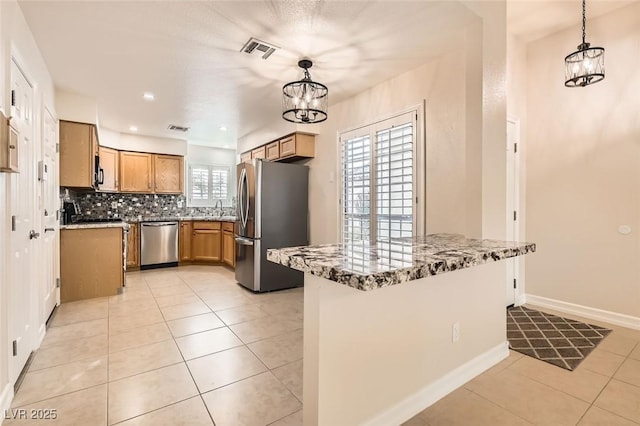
[582,0,586,45]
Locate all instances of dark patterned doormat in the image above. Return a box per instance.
[507,306,611,371]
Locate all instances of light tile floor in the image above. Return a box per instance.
[6,265,640,426]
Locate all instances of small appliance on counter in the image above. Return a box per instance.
[62,200,80,225]
[235,159,309,292]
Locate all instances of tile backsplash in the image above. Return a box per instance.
[61,189,235,221]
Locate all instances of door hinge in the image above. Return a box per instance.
[56,143,59,153]
[12,340,17,356]
[513,278,517,289]
[514,143,518,153]
[11,215,16,231]
[416,196,418,204]
[56,210,59,220]
[513,210,517,221]
[56,278,60,288]
[11,90,15,107]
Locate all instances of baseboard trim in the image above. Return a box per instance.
[362,341,509,426]
[0,381,14,424]
[525,294,640,330]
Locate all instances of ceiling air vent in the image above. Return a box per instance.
[241,37,278,60]
[167,124,189,132]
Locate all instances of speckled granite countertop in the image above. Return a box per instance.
[60,223,130,230]
[122,216,236,223]
[267,234,536,291]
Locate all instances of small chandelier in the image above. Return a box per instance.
[282,59,328,124]
[564,0,605,87]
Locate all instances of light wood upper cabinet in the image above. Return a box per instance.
[251,146,266,159]
[266,142,280,160]
[0,113,18,172]
[126,223,139,268]
[60,120,97,189]
[99,146,119,192]
[153,154,183,194]
[240,152,252,163]
[279,133,315,159]
[179,221,192,261]
[119,151,153,193]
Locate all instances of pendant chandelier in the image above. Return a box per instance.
[564,0,605,87]
[282,59,328,124]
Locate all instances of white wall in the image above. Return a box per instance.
[99,128,187,156]
[55,89,97,124]
[0,0,56,414]
[525,2,640,318]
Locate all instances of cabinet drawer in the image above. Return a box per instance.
[193,221,221,230]
[279,135,296,157]
[222,222,234,232]
[266,142,280,160]
[252,146,266,159]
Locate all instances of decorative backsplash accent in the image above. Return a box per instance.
[60,190,235,222]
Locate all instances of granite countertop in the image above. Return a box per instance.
[267,233,536,291]
[61,222,130,230]
[123,216,236,223]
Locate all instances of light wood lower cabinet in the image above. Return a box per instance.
[126,223,139,268]
[179,221,192,261]
[179,220,234,268]
[61,227,124,302]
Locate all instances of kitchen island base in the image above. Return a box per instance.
[303,260,508,426]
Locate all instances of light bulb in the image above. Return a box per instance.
[584,59,592,71]
[313,99,319,107]
[293,97,299,105]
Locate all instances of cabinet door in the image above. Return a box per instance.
[99,146,119,192]
[191,229,221,261]
[222,230,235,267]
[251,146,266,159]
[59,121,95,188]
[179,221,192,261]
[266,142,280,160]
[119,151,153,193]
[240,152,252,163]
[154,154,184,194]
[279,135,296,157]
[126,223,139,267]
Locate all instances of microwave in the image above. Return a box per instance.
[94,155,104,189]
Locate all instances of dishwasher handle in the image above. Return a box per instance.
[142,222,178,227]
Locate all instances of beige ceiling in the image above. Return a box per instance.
[18,1,635,148]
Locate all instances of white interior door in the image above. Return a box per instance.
[40,108,58,324]
[506,117,520,307]
[9,59,36,382]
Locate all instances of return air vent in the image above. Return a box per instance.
[167,124,190,132]
[241,37,278,60]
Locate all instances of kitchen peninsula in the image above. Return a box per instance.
[268,234,536,426]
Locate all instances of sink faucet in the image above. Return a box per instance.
[214,200,223,216]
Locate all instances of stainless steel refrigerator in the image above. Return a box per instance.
[235,159,309,292]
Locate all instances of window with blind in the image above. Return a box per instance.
[188,164,229,206]
[340,110,421,245]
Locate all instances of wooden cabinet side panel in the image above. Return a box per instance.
[154,154,184,194]
[126,223,139,267]
[61,228,124,302]
[60,121,93,188]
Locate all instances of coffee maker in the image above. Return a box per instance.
[62,201,79,224]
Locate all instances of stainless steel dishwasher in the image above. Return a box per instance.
[140,221,179,269]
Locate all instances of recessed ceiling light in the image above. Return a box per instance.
[129,126,138,132]
[223,145,230,148]
[219,126,227,132]
[143,92,155,101]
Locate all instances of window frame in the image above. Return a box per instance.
[187,163,231,207]
[337,103,426,243]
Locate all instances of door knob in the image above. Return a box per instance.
[29,230,40,239]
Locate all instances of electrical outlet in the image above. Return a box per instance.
[452,322,460,343]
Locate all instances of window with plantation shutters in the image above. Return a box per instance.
[188,164,229,206]
[340,110,423,246]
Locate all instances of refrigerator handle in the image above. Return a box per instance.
[242,169,249,229]
[238,168,246,228]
